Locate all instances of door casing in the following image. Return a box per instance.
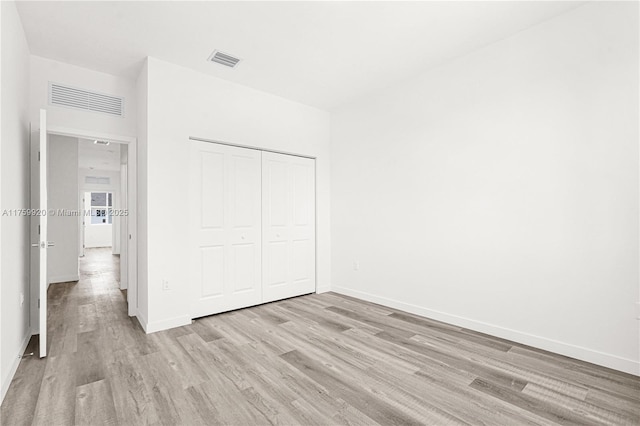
[30,123,138,343]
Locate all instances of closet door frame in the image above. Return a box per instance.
[189,136,317,319]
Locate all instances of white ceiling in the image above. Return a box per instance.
[16,1,584,110]
[78,138,121,172]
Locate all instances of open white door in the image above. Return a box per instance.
[32,109,49,358]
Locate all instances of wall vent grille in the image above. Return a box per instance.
[208,50,241,68]
[85,176,111,185]
[49,83,124,117]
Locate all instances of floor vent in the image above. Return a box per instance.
[49,83,124,117]
[208,50,241,68]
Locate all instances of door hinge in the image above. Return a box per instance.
[38,299,40,309]
[38,151,40,161]
[38,225,40,235]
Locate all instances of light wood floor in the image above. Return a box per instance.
[1,248,638,425]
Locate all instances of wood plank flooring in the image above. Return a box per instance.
[1,248,638,425]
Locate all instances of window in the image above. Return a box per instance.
[90,191,112,225]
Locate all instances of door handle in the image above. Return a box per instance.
[31,242,53,248]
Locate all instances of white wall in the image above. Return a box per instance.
[119,146,128,289]
[139,57,331,332]
[48,135,79,283]
[136,60,149,324]
[331,2,639,374]
[84,223,112,248]
[1,0,3,403]
[79,169,121,249]
[1,0,31,402]
[30,55,137,138]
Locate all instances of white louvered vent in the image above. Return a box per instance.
[85,176,111,185]
[208,50,241,68]
[49,83,124,117]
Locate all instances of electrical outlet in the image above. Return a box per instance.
[162,280,170,291]
[353,261,360,271]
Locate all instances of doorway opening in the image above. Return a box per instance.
[29,116,138,358]
[75,138,126,300]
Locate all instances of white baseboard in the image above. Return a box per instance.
[1,328,32,404]
[136,311,149,333]
[316,284,331,294]
[331,285,640,376]
[48,274,79,284]
[143,315,191,334]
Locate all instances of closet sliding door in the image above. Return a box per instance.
[189,141,262,318]
[262,152,316,303]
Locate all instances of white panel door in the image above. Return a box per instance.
[30,110,50,358]
[262,152,316,303]
[190,141,262,318]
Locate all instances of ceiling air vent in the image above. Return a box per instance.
[49,83,124,117]
[208,50,241,68]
